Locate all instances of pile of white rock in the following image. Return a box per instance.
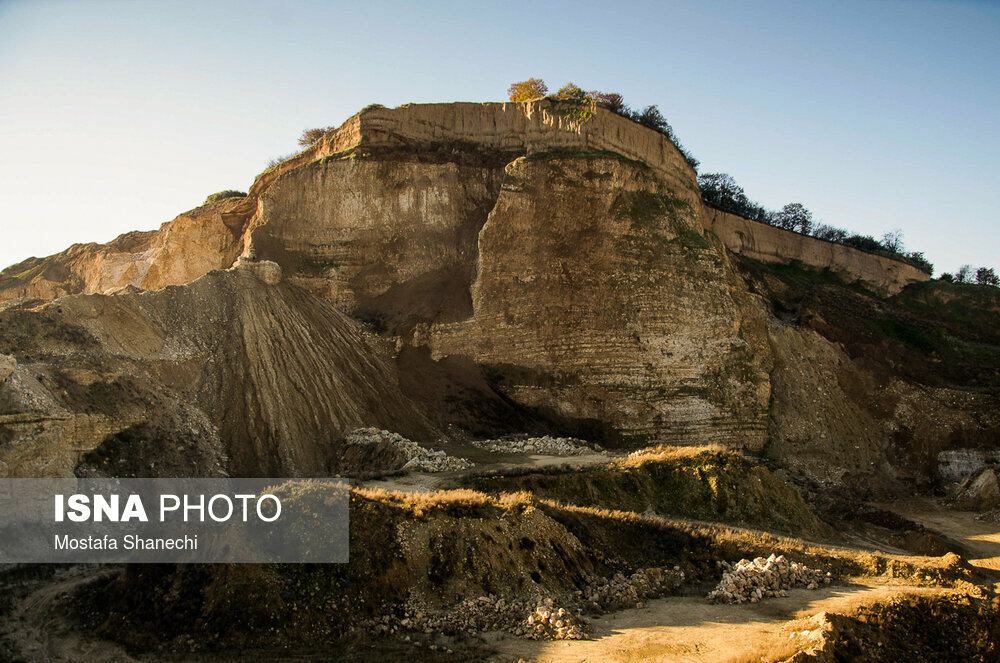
[707,554,831,604]
[472,435,600,456]
[525,599,588,640]
[577,566,685,613]
[345,428,472,473]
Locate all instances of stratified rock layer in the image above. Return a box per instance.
[0,101,991,487]
[429,155,771,446]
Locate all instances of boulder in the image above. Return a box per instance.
[953,468,1000,511]
[0,353,15,382]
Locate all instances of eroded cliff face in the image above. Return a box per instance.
[705,208,929,296]
[428,155,771,446]
[250,156,508,330]
[748,262,1000,496]
[0,100,995,490]
[0,197,246,303]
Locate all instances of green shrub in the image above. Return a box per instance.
[203,190,246,205]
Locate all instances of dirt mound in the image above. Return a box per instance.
[72,490,607,650]
[467,447,834,540]
[340,428,471,474]
[791,590,1000,662]
[0,266,435,477]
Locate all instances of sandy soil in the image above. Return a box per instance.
[874,497,1000,571]
[484,581,940,663]
[0,568,942,663]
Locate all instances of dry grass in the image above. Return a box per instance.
[352,486,534,517]
[614,443,729,468]
[540,500,972,586]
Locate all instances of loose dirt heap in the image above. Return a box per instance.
[343,427,472,473]
[707,554,831,604]
[376,564,685,643]
[470,435,599,456]
[379,594,590,641]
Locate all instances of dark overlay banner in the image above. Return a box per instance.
[0,478,349,563]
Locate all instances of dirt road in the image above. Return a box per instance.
[486,581,940,663]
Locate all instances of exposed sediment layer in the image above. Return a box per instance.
[705,207,929,296]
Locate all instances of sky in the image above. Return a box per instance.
[0,0,997,277]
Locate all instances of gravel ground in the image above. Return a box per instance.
[471,435,601,456]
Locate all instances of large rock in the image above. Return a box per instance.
[0,353,14,382]
[430,154,771,447]
[953,468,1000,511]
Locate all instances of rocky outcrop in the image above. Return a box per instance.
[428,154,771,446]
[0,197,246,302]
[0,100,994,485]
[952,468,1000,511]
[938,448,1000,484]
[705,207,929,296]
[0,101,702,306]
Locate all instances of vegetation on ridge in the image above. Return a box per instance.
[507,78,701,171]
[203,190,246,205]
[699,172,936,275]
[298,126,334,147]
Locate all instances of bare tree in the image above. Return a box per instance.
[881,229,904,253]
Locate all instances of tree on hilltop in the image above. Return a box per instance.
[881,229,905,253]
[775,203,814,235]
[298,127,334,147]
[636,104,669,133]
[587,91,629,115]
[508,78,548,102]
[555,82,587,102]
[698,173,749,214]
[812,223,848,243]
[976,267,999,286]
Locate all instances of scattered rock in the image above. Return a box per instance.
[708,554,831,604]
[345,428,472,473]
[369,566,684,641]
[471,435,600,456]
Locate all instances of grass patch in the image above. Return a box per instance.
[299,258,339,276]
[542,97,595,124]
[203,190,246,205]
[738,255,874,297]
[873,316,936,354]
[525,148,650,171]
[611,191,689,231]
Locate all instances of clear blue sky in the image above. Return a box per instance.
[1,0,997,277]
